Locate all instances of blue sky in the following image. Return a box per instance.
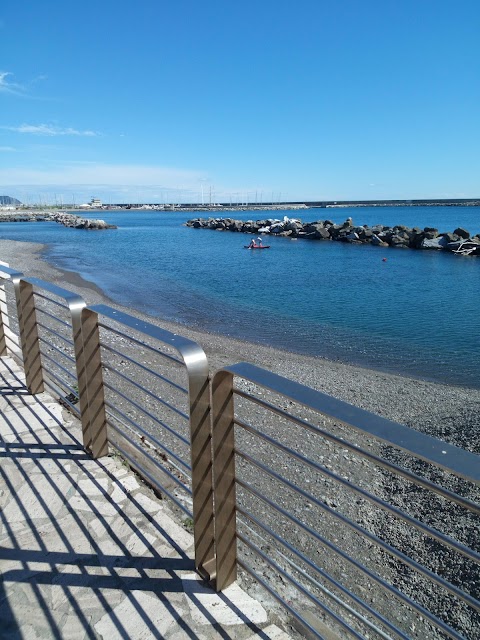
[1,0,479,204]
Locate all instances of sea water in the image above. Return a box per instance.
[1,206,479,388]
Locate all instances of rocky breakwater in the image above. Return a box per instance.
[0,211,52,223]
[185,216,480,256]
[50,212,117,230]
[0,210,116,229]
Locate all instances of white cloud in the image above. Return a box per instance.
[0,71,25,95]
[3,123,99,136]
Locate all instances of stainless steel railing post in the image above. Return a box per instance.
[0,264,12,356]
[211,369,238,591]
[77,307,108,458]
[185,349,215,581]
[0,266,24,359]
[16,279,45,394]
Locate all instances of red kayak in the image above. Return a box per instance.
[244,245,270,249]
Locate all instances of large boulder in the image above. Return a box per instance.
[284,220,300,232]
[371,234,389,247]
[315,227,331,240]
[303,222,324,234]
[409,228,426,248]
[453,227,470,239]
[421,236,449,250]
[390,233,410,247]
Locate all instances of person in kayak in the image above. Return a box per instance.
[248,238,257,248]
[257,237,263,246]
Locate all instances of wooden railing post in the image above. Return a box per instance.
[211,369,237,591]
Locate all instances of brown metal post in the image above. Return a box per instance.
[0,277,8,356]
[16,279,44,394]
[74,307,108,458]
[187,358,215,581]
[211,369,238,591]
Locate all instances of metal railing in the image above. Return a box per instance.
[211,362,480,640]
[84,304,214,579]
[0,264,479,639]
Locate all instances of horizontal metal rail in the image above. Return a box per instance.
[227,363,479,483]
[100,341,188,394]
[235,416,479,562]
[238,510,404,640]
[234,387,480,512]
[36,321,78,347]
[103,381,190,447]
[236,449,479,611]
[107,420,193,516]
[103,363,189,421]
[38,336,76,365]
[39,350,77,384]
[32,290,69,310]
[36,306,72,328]
[237,477,465,640]
[106,415,191,489]
[237,531,375,640]
[104,399,191,472]
[97,321,183,366]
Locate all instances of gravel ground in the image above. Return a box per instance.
[2,239,479,640]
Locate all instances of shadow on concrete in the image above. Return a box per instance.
[0,357,277,639]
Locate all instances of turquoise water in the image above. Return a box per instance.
[1,206,479,388]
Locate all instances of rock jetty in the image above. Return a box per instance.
[0,210,116,230]
[50,212,117,229]
[185,216,480,256]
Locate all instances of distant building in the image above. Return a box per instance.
[79,197,103,209]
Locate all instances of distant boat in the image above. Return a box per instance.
[244,245,270,250]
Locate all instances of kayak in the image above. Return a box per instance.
[244,245,270,249]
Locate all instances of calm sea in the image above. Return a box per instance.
[1,206,479,388]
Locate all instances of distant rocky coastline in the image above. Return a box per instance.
[186,216,480,256]
[0,210,116,230]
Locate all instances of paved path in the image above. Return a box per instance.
[0,356,293,639]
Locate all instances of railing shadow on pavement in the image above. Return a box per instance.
[0,358,276,640]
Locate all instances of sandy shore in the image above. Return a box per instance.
[2,238,479,452]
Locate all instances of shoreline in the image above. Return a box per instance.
[2,238,478,452]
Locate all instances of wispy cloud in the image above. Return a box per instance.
[3,123,99,136]
[0,71,25,96]
[0,146,16,152]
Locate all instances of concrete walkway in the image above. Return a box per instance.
[0,356,293,639]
